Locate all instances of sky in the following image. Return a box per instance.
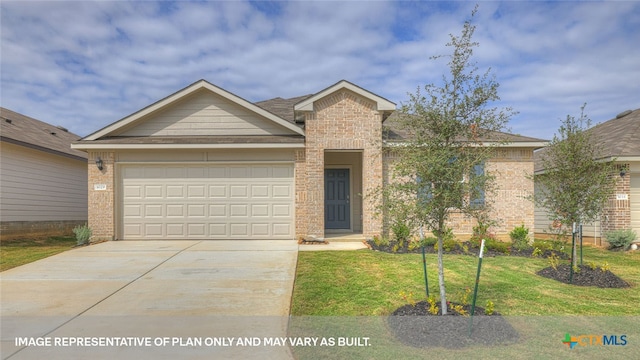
[1,0,639,140]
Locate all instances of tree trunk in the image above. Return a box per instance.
[437,231,447,315]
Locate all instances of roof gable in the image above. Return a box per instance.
[0,107,86,160]
[294,80,396,113]
[84,80,304,141]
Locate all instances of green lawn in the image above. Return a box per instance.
[0,236,76,271]
[291,246,640,316]
[289,247,640,359]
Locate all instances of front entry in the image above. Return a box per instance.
[325,169,350,229]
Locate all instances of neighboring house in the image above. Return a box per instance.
[534,108,640,246]
[72,80,545,242]
[0,107,88,240]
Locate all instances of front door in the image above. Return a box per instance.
[325,169,350,229]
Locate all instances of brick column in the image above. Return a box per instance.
[88,151,115,241]
[602,165,631,233]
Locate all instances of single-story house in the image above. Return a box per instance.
[72,80,546,242]
[0,107,88,240]
[534,108,640,245]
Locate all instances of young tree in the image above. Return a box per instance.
[380,7,513,314]
[534,104,617,264]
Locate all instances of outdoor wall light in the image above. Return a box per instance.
[95,157,104,171]
[620,170,626,178]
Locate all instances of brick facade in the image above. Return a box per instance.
[87,151,115,241]
[297,89,384,239]
[601,164,630,233]
[384,147,536,241]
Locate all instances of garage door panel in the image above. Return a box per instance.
[187,185,206,198]
[273,204,291,217]
[144,185,163,198]
[124,186,142,199]
[121,163,294,239]
[166,204,185,217]
[230,223,249,236]
[210,224,227,236]
[145,224,164,237]
[167,223,185,236]
[273,223,292,236]
[209,204,227,217]
[209,185,226,197]
[124,224,142,236]
[251,204,269,217]
[187,204,206,217]
[144,205,163,217]
[188,224,206,236]
[251,185,269,197]
[252,223,270,236]
[229,204,248,217]
[123,204,141,217]
[166,185,184,198]
[272,185,291,198]
[230,185,248,198]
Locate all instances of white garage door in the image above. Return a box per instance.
[631,174,640,236]
[120,163,294,239]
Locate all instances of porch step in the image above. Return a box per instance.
[324,233,366,242]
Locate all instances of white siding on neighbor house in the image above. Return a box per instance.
[114,90,297,137]
[533,181,601,242]
[0,142,88,222]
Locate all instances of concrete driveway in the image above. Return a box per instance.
[1,240,298,359]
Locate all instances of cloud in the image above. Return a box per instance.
[1,0,638,140]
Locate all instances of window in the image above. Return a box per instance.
[470,163,485,207]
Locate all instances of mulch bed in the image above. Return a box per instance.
[367,240,569,259]
[387,301,519,348]
[536,264,630,288]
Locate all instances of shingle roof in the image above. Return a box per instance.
[0,107,87,160]
[587,108,640,159]
[255,94,312,123]
[382,111,548,144]
[534,108,640,172]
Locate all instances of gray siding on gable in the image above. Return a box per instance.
[0,142,87,222]
[115,90,297,137]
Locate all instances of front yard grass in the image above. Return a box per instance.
[291,246,640,316]
[0,236,76,271]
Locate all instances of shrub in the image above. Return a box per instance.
[391,221,411,244]
[470,220,497,248]
[485,238,510,254]
[485,300,495,316]
[547,253,560,270]
[510,224,531,251]
[427,295,439,315]
[435,238,459,252]
[422,237,437,247]
[407,237,421,251]
[531,247,543,257]
[72,224,92,246]
[372,235,389,247]
[605,229,637,251]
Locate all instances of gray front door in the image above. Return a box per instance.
[325,169,350,229]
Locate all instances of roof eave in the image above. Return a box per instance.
[383,140,549,148]
[71,142,305,150]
